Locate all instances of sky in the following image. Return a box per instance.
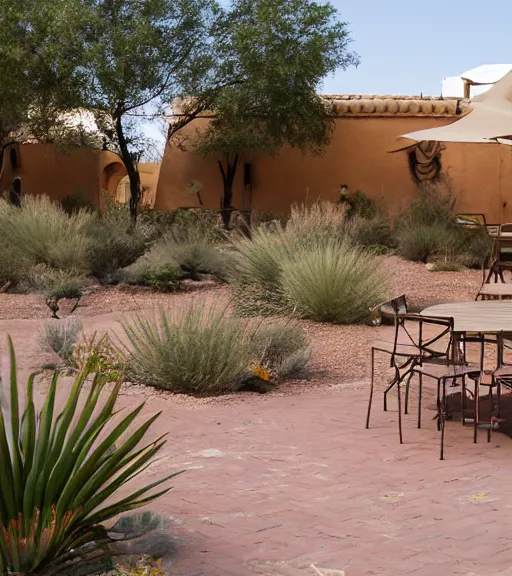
[322,0,512,96]
[146,0,512,155]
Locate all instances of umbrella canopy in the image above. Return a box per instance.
[400,70,512,144]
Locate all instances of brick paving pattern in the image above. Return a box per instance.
[136,387,512,576]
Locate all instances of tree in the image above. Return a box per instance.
[193,0,359,227]
[0,0,89,150]
[85,0,217,219]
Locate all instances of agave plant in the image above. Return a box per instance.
[0,337,179,576]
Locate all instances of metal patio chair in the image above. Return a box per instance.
[490,333,512,419]
[411,331,484,459]
[366,307,453,444]
[484,223,512,283]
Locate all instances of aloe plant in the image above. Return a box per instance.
[0,337,179,576]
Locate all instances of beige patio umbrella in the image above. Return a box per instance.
[400,70,512,145]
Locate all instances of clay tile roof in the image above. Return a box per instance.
[321,95,469,117]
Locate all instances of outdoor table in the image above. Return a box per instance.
[477,283,512,300]
[421,301,512,435]
[421,301,512,334]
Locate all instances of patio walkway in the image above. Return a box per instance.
[135,386,512,576]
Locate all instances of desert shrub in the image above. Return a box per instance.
[40,318,83,364]
[450,227,493,268]
[125,262,182,292]
[87,201,147,280]
[0,237,29,287]
[395,224,449,263]
[348,214,396,250]
[0,337,177,576]
[230,226,293,315]
[400,183,456,228]
[143,208,226,243]
[280,240,388,324]
[231,223,388,323]
[286,201,347,247]
[344,190,378,220]
[429,261,465,272]
[61,189,96,214]
[123,305,253,395]
[156,229,232,281]
[250,324,310,379]
[121,238,182,291]
[27,265,85,300]
[72,332,125,380]
[0,195,92,272]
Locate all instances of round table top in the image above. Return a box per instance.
[421,301,512,333]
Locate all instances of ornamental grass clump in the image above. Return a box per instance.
[122,305,254,395]
[230,225,293,316]
[0,195,92,273]
[280,240,387,324]
[230,212,388,323]
[122,305,311,395]
[0,337,178,576]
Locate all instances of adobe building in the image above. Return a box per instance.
[155,94,512,224]
[0,142,160,209]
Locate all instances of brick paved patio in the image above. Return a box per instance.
[136,386,512,576]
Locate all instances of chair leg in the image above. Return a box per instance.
[436,380,441,432]
[474,377,480,444]
[405,374,410,415]
[461,376,466,425]
[417,373,423,429]
[439,395,445,460]
[397,379,403,445]
[366,348,375,429]
[384,377,395,412]
[497,377,501,418]
[442,378,447,419]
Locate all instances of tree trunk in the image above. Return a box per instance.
[218,153,239,229]
[114,112,141,221]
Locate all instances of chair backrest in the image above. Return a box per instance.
[494,223,512,262]
[455,213,487,230]
[392,313,454,365]
[370,294,407,326]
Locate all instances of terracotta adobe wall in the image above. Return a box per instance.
[0,144,129,209]
[0,143,102,205]
[155,98,512,224]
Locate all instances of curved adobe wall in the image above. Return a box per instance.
[155,111,512,224]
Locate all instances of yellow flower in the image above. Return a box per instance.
[253,365,270,382]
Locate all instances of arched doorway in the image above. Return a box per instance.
[101,161,127,201]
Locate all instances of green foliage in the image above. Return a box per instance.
[230,209,388,324]
[122,305,254,395]
[0,337,178,576]
[87,201,147,280]
[401,183,456,228]
[348,214,396,250]
[0,196,92,273]
[250,324,310,379]
[429,261,465,272]
[61,190,96,215]
[231,226,293,316]
[0,0,91,148]
[395,184,492,267]
[286,201,348,247]
[28,266,85,300]
[280,240,387,324]
[157,228,232,281]
[344,190,378,220]
[0,239,29,287]
[40,319,83,364]
[396,224,450,263]
[72,332,125,381]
